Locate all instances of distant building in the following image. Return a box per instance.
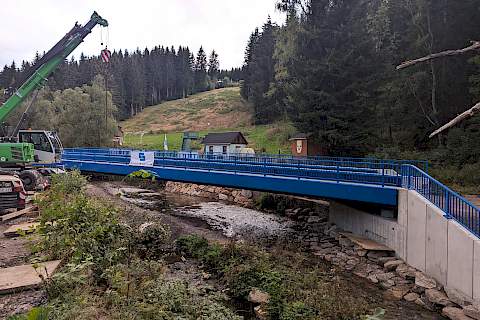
[202,132,248,155]
[289,133,324,156]
[215,80,225,89]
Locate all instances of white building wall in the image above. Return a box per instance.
[229,144,246,154]
[204,144,247,154]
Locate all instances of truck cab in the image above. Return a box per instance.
[18,130,63,163]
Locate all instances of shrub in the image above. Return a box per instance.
[280,302,317,320]
[34,171,131,284]
[8,307,50,320]
[176,235,210,258]
[176,235,226,272]
[135,223,171,259]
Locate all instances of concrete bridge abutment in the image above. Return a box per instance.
[329,189,480,304]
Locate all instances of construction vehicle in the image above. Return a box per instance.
[0,12,108,192]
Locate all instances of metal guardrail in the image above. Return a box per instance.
[62,148,480,238]
[62,148,410,187]
[63,148,428,171]
[402,165,480,238]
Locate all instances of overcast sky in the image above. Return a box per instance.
[0,0,284,70]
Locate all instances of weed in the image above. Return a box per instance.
[176,235,374,320]
[8,307,50,320]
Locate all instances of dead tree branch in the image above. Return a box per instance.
[397,41,480,70]
[429,102,480,138]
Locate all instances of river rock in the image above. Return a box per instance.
[445,287,473,307]
[404,292,420,302]
[240,190,253,199]
[248,288,270,304]
[425,289,454,307]
[353,269,368,278]
[442,307,472,320]
[367,275,379,283]
[415,272,437,289]
[254,305,268,320]
[396,264,416,280]
[376,272,395,282]
[378,256,397,264]
[384,260,404,271]
[385,285,410,300]
[463,305,480,320]
[380,280,395,289]
[411,285,426,294]
[218,194,229,201]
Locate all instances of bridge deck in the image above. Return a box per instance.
[63,158,399,206]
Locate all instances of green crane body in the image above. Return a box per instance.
[0,12,108,164]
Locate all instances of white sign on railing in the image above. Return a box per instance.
[129,151,155,167]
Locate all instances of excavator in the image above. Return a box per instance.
[0,12,108,195]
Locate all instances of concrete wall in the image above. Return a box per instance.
[330,201,407,260]
[330,190,480,303]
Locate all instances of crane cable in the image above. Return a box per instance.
[101,25,110,132]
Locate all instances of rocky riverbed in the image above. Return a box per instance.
[92,180,448,319]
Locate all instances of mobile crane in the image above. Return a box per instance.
[0,12,108,192]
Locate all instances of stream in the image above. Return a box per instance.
[92,181,446,320]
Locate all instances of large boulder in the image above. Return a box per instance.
[442,307,472,320]
[248,288,270,305]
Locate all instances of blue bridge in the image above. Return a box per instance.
[62,148,419,206]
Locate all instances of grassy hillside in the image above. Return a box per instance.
[121,87,295,153]
[122,87,252,133]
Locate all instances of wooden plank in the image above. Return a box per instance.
[3,222,39,237]
[1,206,37,222]
[0,261,61,294]
[340,232,394,251]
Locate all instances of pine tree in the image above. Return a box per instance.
[194,46,208,92]
[208,50,220,80]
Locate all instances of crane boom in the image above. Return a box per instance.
[0,11,108,124]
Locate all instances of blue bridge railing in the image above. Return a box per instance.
[62,148,424,188]
[402,165,480,237]
[61,148,480,238]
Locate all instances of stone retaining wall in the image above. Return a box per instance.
[164,181,258,207]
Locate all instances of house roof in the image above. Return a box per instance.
[202,132,248,145]
[289,133,313,141]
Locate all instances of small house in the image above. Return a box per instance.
[289,133,324,156]
[202,132,248,155]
